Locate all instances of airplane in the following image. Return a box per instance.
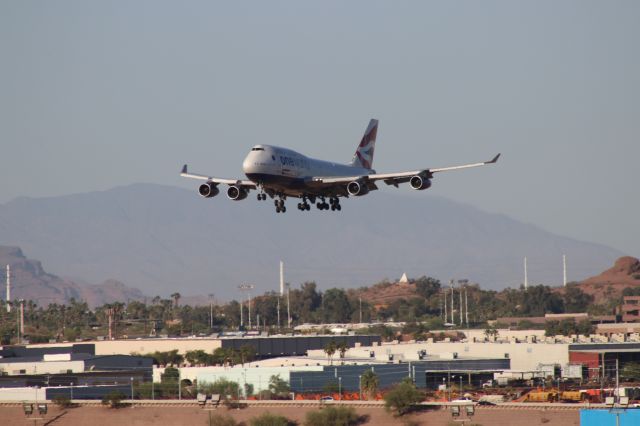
[180,119,500,213]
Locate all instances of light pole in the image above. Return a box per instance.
[178,369,181,400]
[286,283,291,329]
[238,284,254,330]
[70,382,73,401]
[338,377,342,401]
[209,293,214,330]
[130,377,134,407]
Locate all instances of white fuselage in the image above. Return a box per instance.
[242,145,372,195]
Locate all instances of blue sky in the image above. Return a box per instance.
[1,1,639,256]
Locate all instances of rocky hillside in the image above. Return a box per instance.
[577,256,640,303]
[0,246,146,308]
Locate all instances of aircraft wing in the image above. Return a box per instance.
[180,164,257,188]
[311,154,500,187]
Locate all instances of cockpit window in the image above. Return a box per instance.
[251,147,265,151]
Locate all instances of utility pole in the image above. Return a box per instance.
[459,286,463,326]
[465,287,469,328]
[524,257,528,289]
[450,280,454,325]
[280,261,284,296]
[19,299,24,344]
[238,284,254,330]
[286,283,291,329]
[359,297,362,324]
[443,290,447,323]
[277,296,281,330]
[209,293,214,330]
[5,265,10,313]
[563,254,567,287]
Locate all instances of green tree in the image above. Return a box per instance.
[563,284,594,313]
[199,378,240,399]
[484,326,499,340]
[414,276,441,299]
[234,344,256,366]
[322,289,352,323]
[360,369,379,400]
[324,341,337,365]
[268,374,290,398]
[336,341,348,359]
[384,378,423,416]
[161,366,180,383]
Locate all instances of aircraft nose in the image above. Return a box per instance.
[242,155,253,174]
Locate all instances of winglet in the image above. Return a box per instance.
[181,164,188,174]
[487,153,501,164]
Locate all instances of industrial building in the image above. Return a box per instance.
[21,334,380,359]
[0,343,152,399]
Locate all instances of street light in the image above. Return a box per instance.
[338,377,342,400]
[70,382,73,400]
[130,377,134,407]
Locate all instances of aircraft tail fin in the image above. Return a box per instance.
[350,119,378,169]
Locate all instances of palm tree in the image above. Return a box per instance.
[170,293,181,308]
[337,341,348,359]
[324,341,337,365]
[361,369,379,400]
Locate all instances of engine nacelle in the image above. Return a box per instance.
[198,182,220,198]
[410,175,432,190]
[347,180,369,196]
[227,185,248,201]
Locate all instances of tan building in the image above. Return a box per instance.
[619,296,640,322]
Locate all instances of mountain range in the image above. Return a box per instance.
[0,246,144,307]
[0,183,625,299]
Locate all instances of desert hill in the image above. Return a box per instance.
[0,246,146,308]
[577,256,640,304]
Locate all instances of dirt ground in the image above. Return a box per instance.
[0,404,580,426]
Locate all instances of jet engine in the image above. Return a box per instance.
[227,185,248,201]
[347,180,369,196]
[410,175,432,190]
[198,182,220,198]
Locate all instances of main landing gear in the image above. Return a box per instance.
[274,198,286,213]
[257,192,267,201]
[297,196,311,211]
[316,197,341,211]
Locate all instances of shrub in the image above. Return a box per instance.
[305,406,360,426]
[52,395,74,408]
[384,379,424,416]
[101,391,126,408]
[207,414,241,426]
[249,412,294,426]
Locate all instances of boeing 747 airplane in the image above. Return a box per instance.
[181,119,500,213]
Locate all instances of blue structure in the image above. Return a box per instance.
[580,409,640,426]
[290,358,510,393]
